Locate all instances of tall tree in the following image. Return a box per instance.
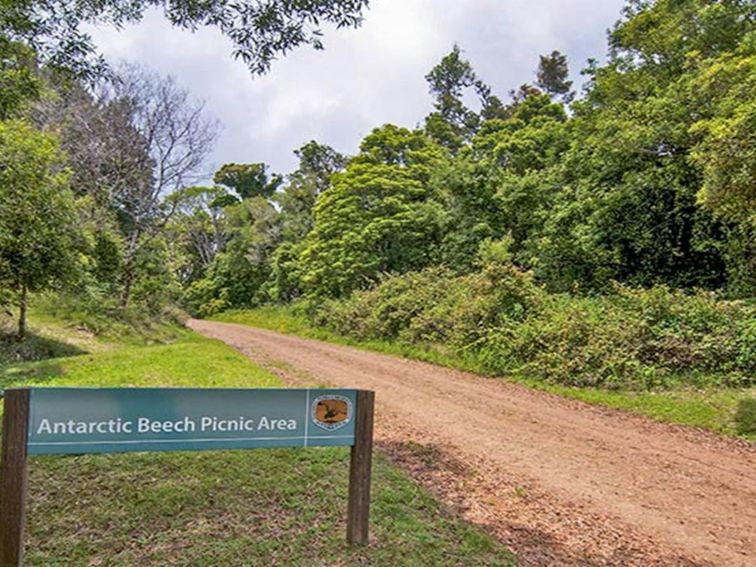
[213,163,283,200]
[277,141,346,241]
[0,120,79,339]
[269,141,346,301]
[536,50,574,103]
[0,38,41,119]
[424,45,482,151]
[112,66,217,306]
[300,126,447,297]
[293,140,346,194]
[47,65,219,307]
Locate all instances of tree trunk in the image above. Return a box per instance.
[120,261,134,309]
[17,284,27,341]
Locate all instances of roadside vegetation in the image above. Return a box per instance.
[0,311,514,566]
[213,304,756,441]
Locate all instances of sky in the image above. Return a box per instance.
[88,0,626,179]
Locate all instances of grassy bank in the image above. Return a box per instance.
[212,307,756,441]
[0,316,515,566]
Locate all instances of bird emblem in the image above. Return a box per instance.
[312,395,352,431]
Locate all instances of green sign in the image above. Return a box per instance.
[26,388,358,455]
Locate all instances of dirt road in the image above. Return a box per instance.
[189,319,756,566]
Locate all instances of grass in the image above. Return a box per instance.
[1,314,515,566]
[212,307,756,442]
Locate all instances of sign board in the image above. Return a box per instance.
[0,387,374,566]
[27,388,357,455]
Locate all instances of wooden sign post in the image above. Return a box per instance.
[347,389,374,545]
[1,387,374,565]
[0,389,29,567]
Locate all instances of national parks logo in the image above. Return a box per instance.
[312,395,352,431]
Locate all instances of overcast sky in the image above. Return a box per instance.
[88,0,626,179]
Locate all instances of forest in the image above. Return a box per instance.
[1,0,754,393]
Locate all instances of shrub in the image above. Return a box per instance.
[312,265,755,390]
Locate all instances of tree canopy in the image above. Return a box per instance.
[1,0,370,78]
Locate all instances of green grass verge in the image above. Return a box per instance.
[212,307,756,442]
[1,322,515,566]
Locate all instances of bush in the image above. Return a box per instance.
[313,265,755,390]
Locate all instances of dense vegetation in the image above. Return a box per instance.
[183,1,756,308]
[191,1,755,394]
[1,0,754,396]
[313,267,755,389]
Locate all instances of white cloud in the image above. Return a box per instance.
[87,0,625,178]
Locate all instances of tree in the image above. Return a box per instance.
[536,50,574,103]
[213,163,283,200]
[689,52,756,229]
[293,140,346,194]
[277,141,345,241]
[36,83,152,212]
[101,65,218,307]
[1,0,370,79]
[0,38,41,119]
[38,66,219,308]
[438,92,568,272]
[299,126,447,297]
[169,185,232,284]
[0,120,79,339]
[185,196,281,314]
[424,45,482,151]
[265,141,346,300]
[528,0,755,292]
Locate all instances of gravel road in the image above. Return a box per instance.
[189,319,756,566]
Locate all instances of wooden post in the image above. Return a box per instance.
[1,389,30,567]
[347,389,374,546]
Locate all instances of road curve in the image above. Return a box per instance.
[189,319,756,567]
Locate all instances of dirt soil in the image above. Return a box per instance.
[189,320,756,567]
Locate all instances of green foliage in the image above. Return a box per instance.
[0,120,81,336]
[424,44,481,151]
[689,48,756,228]
[91,231,123,286]
[276,141,345,243]
[130,236,182,314]
[180,1,756,315]
[536,50,574,102]
[169,185,232,286]
[183,197,281,315]
[213,162,282,200]
[313,264,755,390]
[268,241,306,303]
[0,0,370,78]
[0,120,77,287]
[298,126,448,298]
[734,398,756,436]
[0,38,41,118]
[500,0,754,294]
[480,285,755,389]
[437,93,568,271]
